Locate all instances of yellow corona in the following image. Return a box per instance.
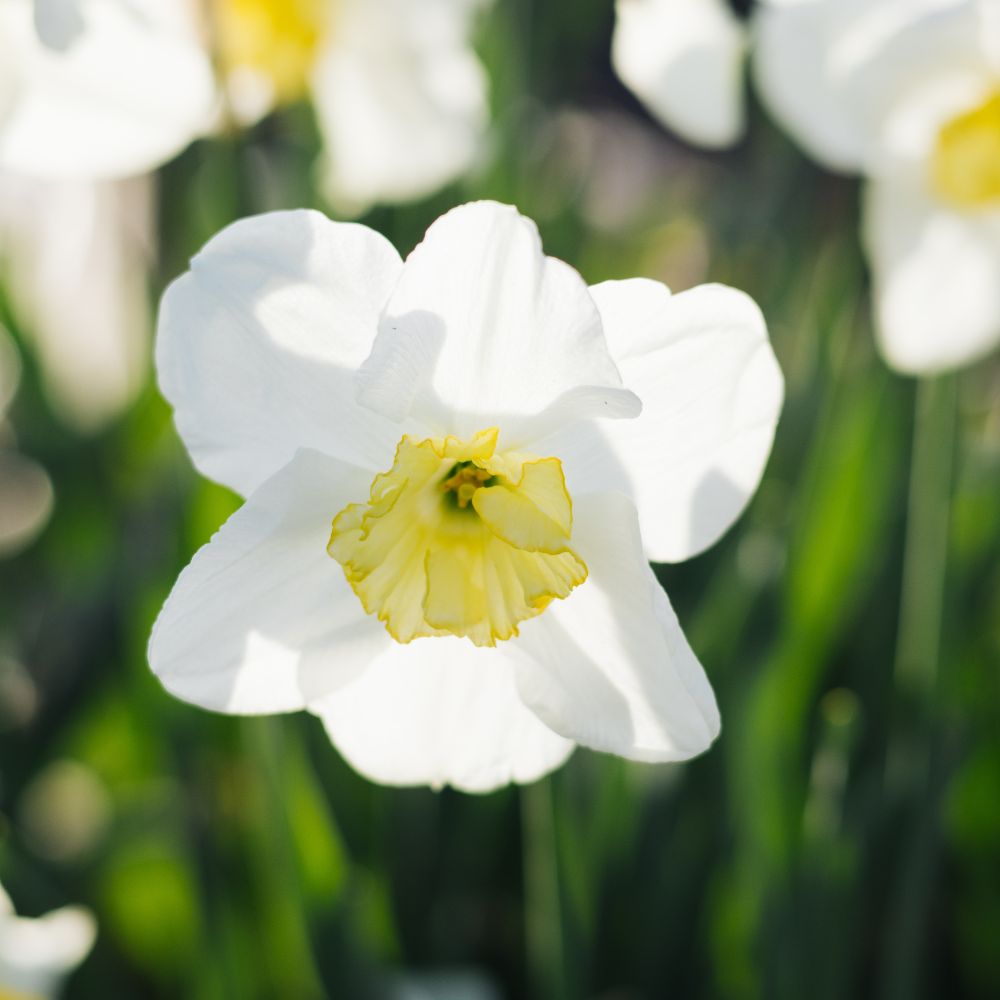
[329,428,588,647]
[932,89,1000,208]
[214,0,331,103]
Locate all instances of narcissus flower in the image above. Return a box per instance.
[754,0,1000,373]
[150,201,783,792]
[0,0,214,429]
[214,0,493,213]
[0,0,214,180]
[0,882,95,999]
[612,0,748,148]
[0,173,153,430]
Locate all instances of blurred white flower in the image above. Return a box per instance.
[148,201,783,792]
[215,0,493,213]
[0,0,215,180]
[0,326,53,558]
[0,882,95,999]
[754,0,1000,374]
[612,0,747,148]
[0,173,153,430]
[0,0,214,430]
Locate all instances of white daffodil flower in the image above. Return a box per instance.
[0,0,214,429]
[0,0,215,180]
[215,0,493,213]
[754,0,1000,374]
[149,201,783,792]
[0,173,152,430]
[0,882,95,999]
[612,0,748,148]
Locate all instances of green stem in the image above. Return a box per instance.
[881,375,958,1000]
[893,375,958,713]
[522,777,566,1000]
[246,717,326,998]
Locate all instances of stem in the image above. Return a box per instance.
[893,375,957,713]
[522,777,566,1000]
[247,717,326,998]
[881,375,958,1000]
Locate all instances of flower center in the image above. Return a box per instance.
[214,0,331,104]
[931,88,1000,208]
[328,428,588,647]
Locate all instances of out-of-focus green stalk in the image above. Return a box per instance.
[522,777,567,1000]
[893,375,958,716]
[246,717,326,999]
[881,375,958,1000]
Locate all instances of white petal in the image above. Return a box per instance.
[156,210,405,497]
[513,492,720,763]
[0,172,151,430]
[356,202,637,437]
[612,0,746,149]
[878,69,998,169]
[149,449,390,714]
[753,0,990,173]
[570,279,783,563]
[313,0,491,213]
[864,175,1000,374]
[314,637,574,793]
[0,901,95,998]
[985,0,1000,70]
[752,0,871,170]
[0,0,215,179]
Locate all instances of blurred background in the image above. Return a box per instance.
[2,0,1000,998]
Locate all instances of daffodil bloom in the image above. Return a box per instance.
[612,0,748,148]
[0,0,214,180]
[149,201,783,792]
[0,883,94,1000]
[0,0,214,428]
[754,0,1000,373]
[0,173,152,429]
[214,0,493,213]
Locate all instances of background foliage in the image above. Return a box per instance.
[2,1,999,997]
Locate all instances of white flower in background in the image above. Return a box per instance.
[612,0,748,148]
[0,0,215,180]
[754,0,1000,374]
[0,0,215,429]
[0,326,53,558]
[0,175,153,430]
[0,882,95,999]
[214,0,493,213]
[149,201,782,792]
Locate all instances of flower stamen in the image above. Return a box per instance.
[442,463,494,509]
